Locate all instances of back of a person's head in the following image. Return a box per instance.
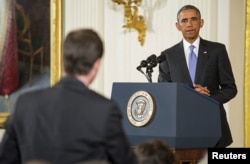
[25,159,111,164]
[25,160,51,164]
[77,159,111,164]
[63,28,104,76]
[136,139,175,164]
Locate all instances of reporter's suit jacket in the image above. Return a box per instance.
[0,77,138,164]
[158,38,237,148]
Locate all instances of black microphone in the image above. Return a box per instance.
[137,54,157,70]
[147,54,166,69]
[156,54,166,63]
[136,60,148,70]
[146,54,157,69]
[137,54,163,83]
[146,54,157,62]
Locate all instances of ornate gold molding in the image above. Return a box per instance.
[0,113,9,128]
[112,0,147,46]
[50,0,62,86]
[245,0,250,147]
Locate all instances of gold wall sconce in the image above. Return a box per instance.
[112,0,147,46]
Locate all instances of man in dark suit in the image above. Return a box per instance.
[158,5,237,148]
[0,29,138,164]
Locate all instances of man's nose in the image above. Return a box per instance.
[187,19,193,26]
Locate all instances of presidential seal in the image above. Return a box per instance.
[127,90,155,127]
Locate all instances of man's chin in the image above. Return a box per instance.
[186,34,197,40]
[184,36,197,43]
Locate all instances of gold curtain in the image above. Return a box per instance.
[245,0,250,147]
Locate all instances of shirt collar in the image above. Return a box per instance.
[183,37,200,57]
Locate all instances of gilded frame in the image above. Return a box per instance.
[0,0,62,128]
[245,0,250,147]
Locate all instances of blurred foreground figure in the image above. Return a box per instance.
[135,139,176,164]
[0,29,137,164]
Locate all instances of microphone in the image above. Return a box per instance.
[156,54,166,63]
[136,60,148,70]
[146,54,157,69]
[146,54,157,62]
[136,54,163,83]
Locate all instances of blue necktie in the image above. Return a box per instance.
[188,45,197,83]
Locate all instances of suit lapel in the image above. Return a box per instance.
[195,39,209,83]
[176,42,192,83]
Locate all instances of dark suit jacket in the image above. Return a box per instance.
[158,38,237,147]
[0,77,138,164]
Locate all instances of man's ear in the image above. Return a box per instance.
[176,22,181,31]
[200,19,204,28]
[87,58,101,85]
[92,58,101,75]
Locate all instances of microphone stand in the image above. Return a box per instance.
[137,54,160,83]
[137,67,152,83]
[146,67,153,83]
[145,60,157,83]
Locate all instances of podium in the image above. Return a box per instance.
[111,82,221,163]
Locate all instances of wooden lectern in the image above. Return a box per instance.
[111,82,221,164]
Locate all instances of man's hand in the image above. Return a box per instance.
[193,84,210,96]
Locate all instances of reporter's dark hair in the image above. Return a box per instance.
[63,29,104,75]
[136,139,176,164]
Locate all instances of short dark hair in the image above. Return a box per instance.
[63,29,104,75]
[136,139,176,164]
[177,5,201,21]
